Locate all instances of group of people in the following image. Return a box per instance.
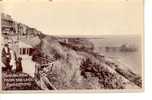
[1,44,23,73]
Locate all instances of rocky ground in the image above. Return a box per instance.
[31,35,142,90]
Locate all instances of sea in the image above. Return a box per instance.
[89,35,142,75]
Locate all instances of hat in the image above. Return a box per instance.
[4,44,8,47]
[18,57,22,61]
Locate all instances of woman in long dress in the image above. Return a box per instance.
[16,57,23,73]
[10,50,16,71]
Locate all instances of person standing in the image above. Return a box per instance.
[1,44,12,72]
[10,49,16,71]
[15,57,23,73]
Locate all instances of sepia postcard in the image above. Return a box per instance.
[0,0,144,93]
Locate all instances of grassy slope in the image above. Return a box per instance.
[32,35,142,90]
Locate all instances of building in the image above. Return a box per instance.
[1,13,46,76]
[1,13,19,56]
[17,23,27,40]
[1,13,16,36]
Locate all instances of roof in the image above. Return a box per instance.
[19,41,32,48]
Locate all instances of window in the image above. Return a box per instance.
[23,48,26,55]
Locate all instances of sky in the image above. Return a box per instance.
[0,0,143,36]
